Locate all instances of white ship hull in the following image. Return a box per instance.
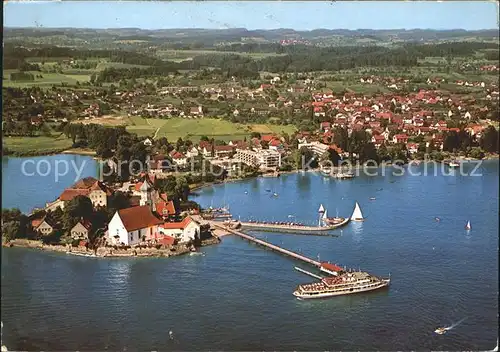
[293,279,390,299]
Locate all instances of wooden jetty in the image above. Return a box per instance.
[211,223,321,267]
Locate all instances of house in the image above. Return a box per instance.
[170,150,187,166]
[157,216,202,244]
[70,220,92,240]
[371,135,386,147]
[143,138,153,146]
[50,177,112,210]
[214,145,234,159]
[406,143,419,154]
[393,134,409,144]
[155,199,177,220]
[190,106,204,117]
[32,217,55,236]
[107,206,163,246]
[320,121,331,132]
[186,147,199,159]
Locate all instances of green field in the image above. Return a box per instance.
[124,117,296,141]
[156,49,286,61]
[3,71,91,88]
[3,135,73,154]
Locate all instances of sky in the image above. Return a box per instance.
[3,1,499,31]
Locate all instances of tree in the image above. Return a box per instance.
[332,127,349,152]
[2,221,20,241]
[295,147,317,169]
[200,135,210,142]
[108,192,131,214]
[480,126,499,153]
[174,176,190,201]
[469,147,485,159]
[250,132,261,139]
[360,142,379,163]
[63,196,94,231]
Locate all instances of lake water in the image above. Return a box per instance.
[1,157,499,350]
[1,154,99,213]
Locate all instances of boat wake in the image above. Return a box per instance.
[435,317,467,334]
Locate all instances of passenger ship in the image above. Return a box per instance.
[293,269,390,299]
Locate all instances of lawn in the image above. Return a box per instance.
[3,135,73,155]
[123,117,296,141]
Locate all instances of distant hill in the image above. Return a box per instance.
[3,27,499,48]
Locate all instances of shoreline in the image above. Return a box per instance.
[3,236,221,259]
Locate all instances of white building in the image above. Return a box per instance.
[157,217,201,244]
[297,141,329,157]
[234,149,282,169]
[107,206,163,246]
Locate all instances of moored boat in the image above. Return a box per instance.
[293,269,390,299]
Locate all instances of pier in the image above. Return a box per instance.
[211,223,321,267]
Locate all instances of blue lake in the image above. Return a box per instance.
[1,157,498,350]
[1,154,99,213]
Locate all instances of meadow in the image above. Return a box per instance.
[3,135,73,155]
[88,116,296,141]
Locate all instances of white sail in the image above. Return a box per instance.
[318,204,325,213]
[351,202,364,221]
[322,209,328,220]
[466,220,471,230]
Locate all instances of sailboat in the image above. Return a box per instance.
[323,208,347,226]
[465,220,471,230]
[351,202,364,222]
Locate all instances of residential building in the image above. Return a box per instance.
[298,141,330,156]
[393,134,409,144]
[214,145,234,158]
[32,218,55,236]
[48,177,112,210]
[156,216,202,244]
[107,206,163,246]
[70,220,92,240]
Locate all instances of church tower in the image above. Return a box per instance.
[139,176,157,211]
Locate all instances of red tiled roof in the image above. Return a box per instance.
[117,206,163,232]
[72,177,99,189]
[160,217,192,230]
[31,218,43,228]
[158,235,175,246]
[156,200,176,216]
[60,189,90,201]
[261,134,275,142]
[321,262,343,273]
[269,139,282,147]
[214,145,234,152]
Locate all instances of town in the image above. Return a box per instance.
[2,27,499,256]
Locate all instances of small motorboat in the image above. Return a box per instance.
[265,189,271,192]
[434,327,447,335]
[465,220,471,230]
[435,217,441,222]
[273,193,278,197]
[448,161,460,168]
[369,197,376,201]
